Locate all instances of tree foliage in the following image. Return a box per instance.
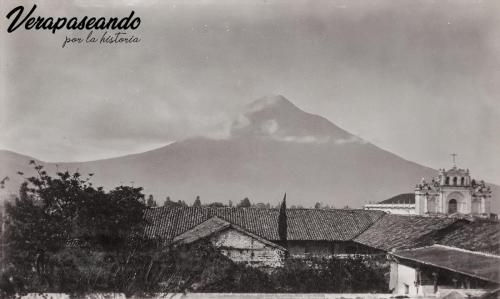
[146,195,157,208]
[237,197,251,208]
[273,256,388,293]
[163,197,187,208]
[192,196,202,207]
[1,162,147,295]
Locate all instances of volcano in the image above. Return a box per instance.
[1,95,498,210]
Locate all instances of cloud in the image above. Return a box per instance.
[231,114,251,131]
[261,119,279,135]
[259,119,332,144]
[334,136,367,145]
[279,135,330,144]
[246,95,287,114]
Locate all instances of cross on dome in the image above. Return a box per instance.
[451,153,457,167]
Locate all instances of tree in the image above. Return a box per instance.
[314,202,321,209]
[278,193,287,245]
[163,196,174,207]
[193,196,201,207]
[0,176,9,189]
[2,162,147,293]
[146,194,157,207]
[89,185,146,248]
[237,197,251,208]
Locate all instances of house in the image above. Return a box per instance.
[145,204,500,295]
[143,205,500,297]
[144,206,384,263]
[363,216,500,297]
[172,216,286,268]
[389,245,500,297]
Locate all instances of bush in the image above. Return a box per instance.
[273,256,389,293]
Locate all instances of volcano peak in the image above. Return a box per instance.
[230,95,353,142]
[245,95,299,114]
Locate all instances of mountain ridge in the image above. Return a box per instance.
[1,95,498,211]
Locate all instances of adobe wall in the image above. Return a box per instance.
[210,228,284,268]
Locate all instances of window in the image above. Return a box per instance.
[453,177,457,186]
[445,177,450,185]
[461,177,465,186]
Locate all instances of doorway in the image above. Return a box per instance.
[448,199,458,214]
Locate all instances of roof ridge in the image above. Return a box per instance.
[154,205,384,212]
[433,244,500,258]
[393,244,500,258]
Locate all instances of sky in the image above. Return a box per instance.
[1,0,499,183]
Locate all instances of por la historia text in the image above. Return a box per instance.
[5,4,140,34]
[63,31,140,48]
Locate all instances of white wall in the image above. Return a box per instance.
[364,204,416,215]
[210,228,284,268]
[390,262,420,296]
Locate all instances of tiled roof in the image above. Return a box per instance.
[144,207,385,242]
[173,216,287,251]
[416,219,500,255]
[391,245,500,283]
[379,193,415,204]
[173,216,230,244]
[354,214,458,251]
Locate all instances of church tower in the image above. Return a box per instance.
[414,155,492,217]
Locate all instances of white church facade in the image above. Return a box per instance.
[414,166,492,217]
[365,159,493,218]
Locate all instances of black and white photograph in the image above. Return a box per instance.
[0,0,499,298]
